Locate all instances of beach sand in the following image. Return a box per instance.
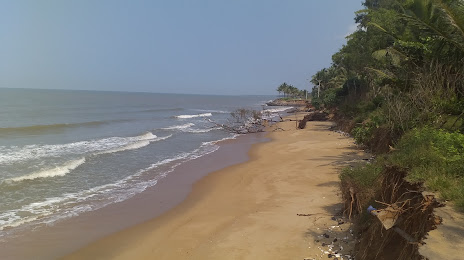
[64,115,365,260]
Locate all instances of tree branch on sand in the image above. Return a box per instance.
[207,108,305,134]
[207,108,291,134]
[206,108,268,134]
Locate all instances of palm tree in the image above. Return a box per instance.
[402,0,464,57]
[277,83,289,97]
[370,0,464,64]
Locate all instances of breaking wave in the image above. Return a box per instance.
[0,139,224,233]
[191,109,229,114]
[96,134,172,155]
[263,107,294,113]
[162,123,195,130]
[6,158,86,182]
[0,132,164,164]
[174,113,212,119]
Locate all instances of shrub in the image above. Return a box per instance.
[340,162,384,190]
[389,127,464,210]
[340,161,384,216]
[311,98,321,110]
[351,110,386,145]
[352,125,373,144]
[322,88,342,108]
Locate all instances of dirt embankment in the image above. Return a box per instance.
[328,113,445,260]
[342,166,441,260]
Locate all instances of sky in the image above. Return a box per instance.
[0,0,364,95]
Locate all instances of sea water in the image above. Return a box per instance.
[0,88,290,239]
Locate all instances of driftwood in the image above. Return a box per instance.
[207,108,317,134]
[207,109,290,134]
[296,213,331,216]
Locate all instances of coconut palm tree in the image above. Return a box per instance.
[277,83,289,97]
[370,0,464,64]
[402,0,464,58]
[277,83,286,97]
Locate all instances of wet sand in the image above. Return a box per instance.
[64,116,365,260]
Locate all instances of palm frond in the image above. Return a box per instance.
[372,47,408,67]
[435,0,464,43]
[368,22,399,39]
[365,67,396,80]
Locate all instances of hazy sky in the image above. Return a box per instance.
[0,0,363,95]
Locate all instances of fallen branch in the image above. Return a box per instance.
[296,213,331,216]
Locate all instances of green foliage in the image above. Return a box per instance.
[276,82,305,98]
[311,98,321,110]
[391,128,464,176]
[389,127,464,209]
[351,110,386,145]
[322,88,339,107]
[340,162,383,190]
[352,125,374,144]
[312,0,464,208]
[442,96,464,115]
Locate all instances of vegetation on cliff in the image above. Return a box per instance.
[312,0,464,208]
[311,0,464,258]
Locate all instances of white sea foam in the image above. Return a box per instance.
[192,109,229,114]
[162,123,220,133]
[263,106,294,113]
[162,123,195,130]
[0,139,222,233]
[0,132,160,164]
[97,134,171,155]
[137,132,157,140]
[260,106,294,120]
[7,158,86,182]
[201,134,239,146]
[98,140,151,155]
[185,127,222,133]
[1,133,171,185]
[175,113,212,119]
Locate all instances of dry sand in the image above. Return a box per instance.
[64,115,366,260]
[419,203,464,260]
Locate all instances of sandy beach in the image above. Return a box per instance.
[64,115,365,260]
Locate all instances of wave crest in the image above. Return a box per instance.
[96,134,171,155]
[174,113,212,119]
[162,123,195,130]
[0,132,165,164]
[7,158,86,182]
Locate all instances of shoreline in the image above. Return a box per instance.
[0,133,267,260]
[64,115,365,259]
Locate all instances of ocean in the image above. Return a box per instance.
[0,88,289,240]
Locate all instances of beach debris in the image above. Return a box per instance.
[297,213,331,217]
[367,204,419,243]
[206,108,268,134]
[307,215,355,260]
[333,129,351,137]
